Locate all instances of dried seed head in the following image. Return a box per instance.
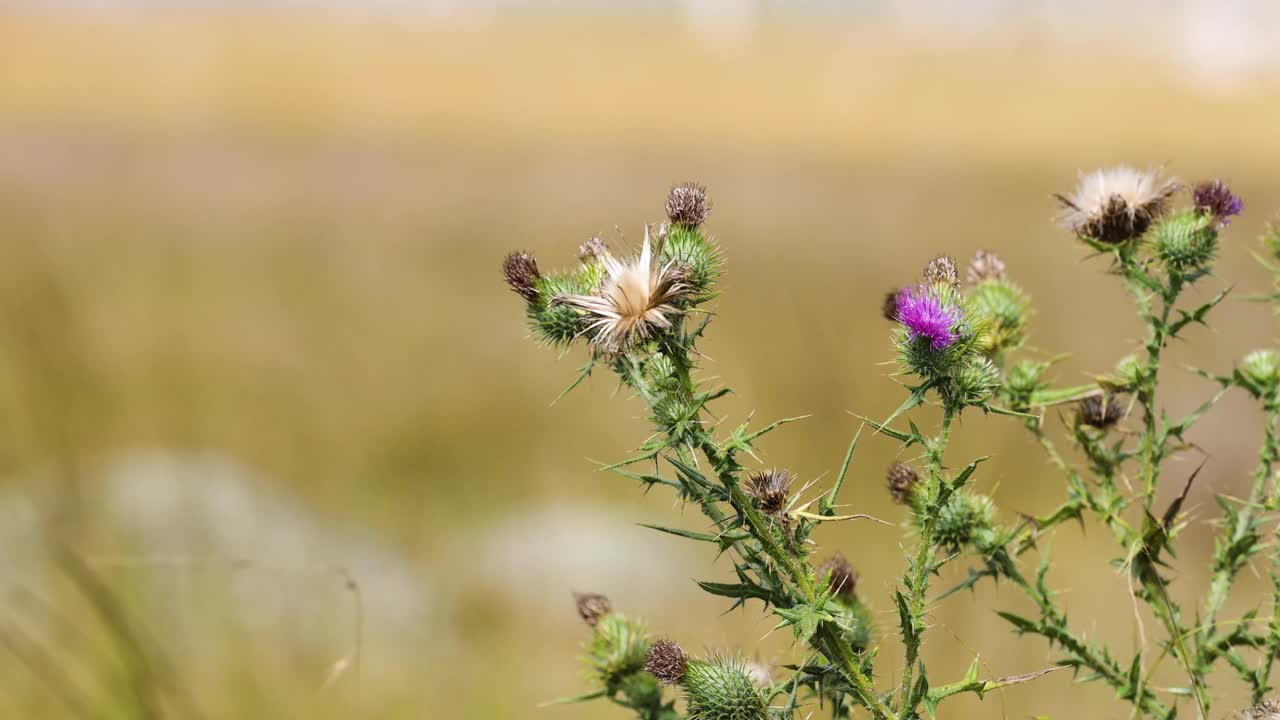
[502,251,541,302]
[578,236,609,263]
[555,227,690,352]
[886,462,920,504]
[1193,180,1244,225]
[1056,166,1179,244]
[967,249,1007,284]
[745,469,794,516]
[574,592,612,627]
[666,182,711,227]
[1079,394,1127,429]
[882,289,902,321]
[645,639,688,685]
[817,554,858,599]
[923,255,960,289]
[1242,700,1280,720]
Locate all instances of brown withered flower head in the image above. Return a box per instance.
[1056,167,1179,244]
[967,249,1007,285]
[573,592,612,627]
[645,639,688,685]
[817,554,858,599]
[1241,700,1280,720]
[555,227,690,352]
[502,251,542,302]
[882,289,903,322]
[886,462,920,504]
[923,255,960,289]
[578,236,608,263]
[745,468,794,516]
[665,182,711,227]
[1079,393,1127,429]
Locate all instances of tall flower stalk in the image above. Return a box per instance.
[505,174,1280,720]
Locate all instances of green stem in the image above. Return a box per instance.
[895,409,955,718]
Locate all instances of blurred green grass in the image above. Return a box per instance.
[1,9,1279,719]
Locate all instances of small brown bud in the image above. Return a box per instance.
[886,462,919,504]
[645,639,688,685]
[578,237,608,262]
[573,592,612,627]
[882,289,902,321]
[744,469,794,516]
[967,249,1007,284]
[665,182,711,227]
[1079,394,1126,429]
[923,255,959,289]
[817,554,858,599]
[502,251,541,302]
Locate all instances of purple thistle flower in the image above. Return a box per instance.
[896,285,961,350]
[1193,180,1243,224]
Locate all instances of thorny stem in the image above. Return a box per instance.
[895,408,955,718]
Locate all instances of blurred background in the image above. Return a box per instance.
[2,1,1280,718]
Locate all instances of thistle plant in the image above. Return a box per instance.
[504,174,1280,720]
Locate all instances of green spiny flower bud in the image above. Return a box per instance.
[1240,350,1280,395]
[1078,393,1127,429]
[666,182,711,227]
[662,223,723,302]
[1151,209,1219,274]
[1263,221,1280,262]
[931,492,997,553]
[1111,354,1144,390]
[589,614,652,690]
[968,278,1030,356]
[1003,359,1046,409]
[645,639,688,685]
[574,592,612,627]
[502,250,542,302]
[828,593,875,652]
[923,255,960,289]
[744,469,794,517]
[886,462,920,505]
[682,656,769,720]
[944,354,1001,408]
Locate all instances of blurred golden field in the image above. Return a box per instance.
[2,6,1280,719]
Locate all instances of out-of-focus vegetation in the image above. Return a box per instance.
[1,8,1280,718]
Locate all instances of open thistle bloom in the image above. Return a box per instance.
[1056,166,1179,244]
[896,284,962,350]
[1193,179,1244,225]
[555,227,690,352]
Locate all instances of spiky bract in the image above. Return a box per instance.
[682,656,769,720]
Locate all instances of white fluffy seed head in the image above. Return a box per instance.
[1056,166,1179,244]
[556,226,689,352]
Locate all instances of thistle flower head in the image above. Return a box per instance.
[744,468,793,516]
[967,249,1007,284]
[1079,393,1127,429]
[589,614,651,687]
[1242,700,1280,720]
[923,255,960,289]
[817,554,858,599]
[645,639,687,685]
[666,182,711,227]
[882,289,902,321]
[502,250,542,302]
[886,462,920,504]
[1193,179,1244,225]
[1056,166,1179,244]
[556,227,690,352]
[932,492,997,552]
[682,655,768,720]
[896,284,962,350]
[574,592,612,627]
[1240,350,1280,396]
